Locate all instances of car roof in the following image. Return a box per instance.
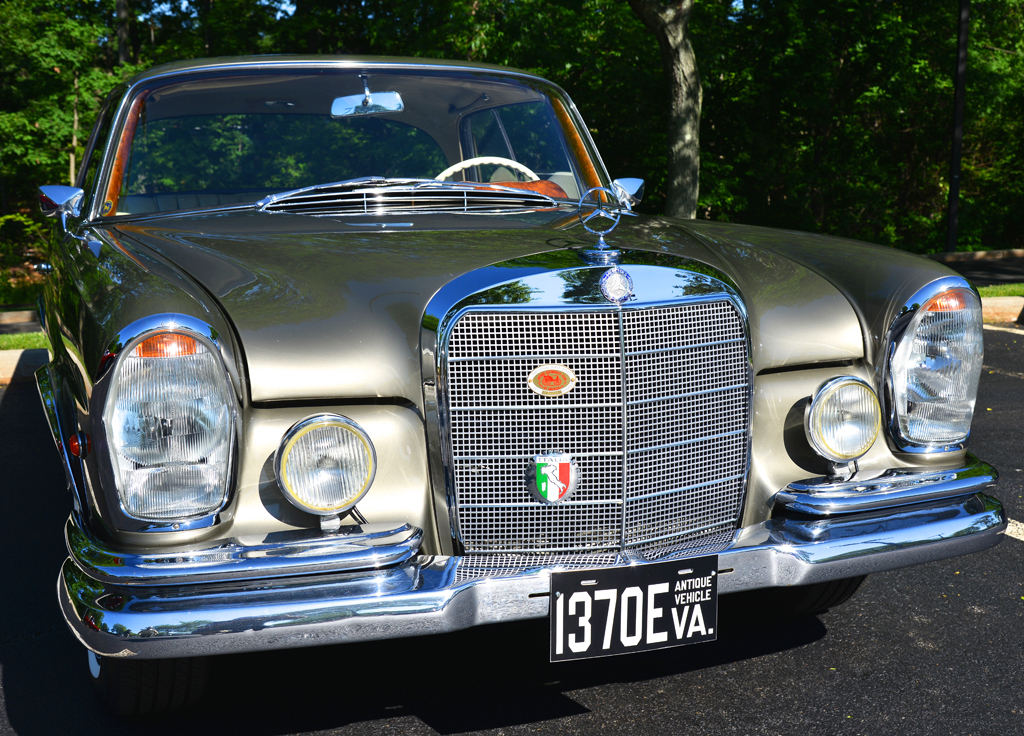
[127,55,547,87]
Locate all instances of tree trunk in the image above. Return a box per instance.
[626,0,702,219]
[69,72,79,185]
[117,0,130,64]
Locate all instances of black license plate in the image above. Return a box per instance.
[550,555,718,662]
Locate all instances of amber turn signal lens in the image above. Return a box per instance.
[68,432,91,458]
[131,333,199,358]
[926,291,970,312]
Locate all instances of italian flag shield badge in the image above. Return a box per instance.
[528,452,579,503]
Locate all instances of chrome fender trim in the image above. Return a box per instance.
[60,492,1005,660]
[36,363,85,513]
[770,454,997,516]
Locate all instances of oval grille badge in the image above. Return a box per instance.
[528,364,577,397]
[525,452,581,503]
[600,266,633,304]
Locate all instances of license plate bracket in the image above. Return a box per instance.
[549,555,718,662]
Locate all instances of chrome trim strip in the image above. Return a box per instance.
[877,276,982,455]
[35,363,85,513]
[459,499,622,508]
[625,337,745,357]
[448,353,621,361]
[454,451,622,460]
[451,402,622,411]
[66,513,423,586]
[61,493,1005,659]
[626,383,747,406]
[771,454,997,515]
[617,310,629,553]
[626,429,747,455]
[628,474,747,503]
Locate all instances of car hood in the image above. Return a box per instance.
[115,209,869,403]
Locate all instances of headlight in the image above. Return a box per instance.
[104,330,235,521]
[887,286,983,450]
[275,414,376,515]
[805,377,881,463]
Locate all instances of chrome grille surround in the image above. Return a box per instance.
[427,255,752,559]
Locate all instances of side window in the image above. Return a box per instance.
[77,100,116,215]
[464,102,580,198]
[469,111,512,159]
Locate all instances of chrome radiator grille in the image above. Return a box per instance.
[444,301,749,555]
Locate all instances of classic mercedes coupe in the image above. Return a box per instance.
[36,56,1004,715]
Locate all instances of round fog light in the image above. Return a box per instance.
[275,414,376,515]
[805,377,881,463]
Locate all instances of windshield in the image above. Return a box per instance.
[100,69,601,217]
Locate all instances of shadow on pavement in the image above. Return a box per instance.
[0,378,828,735]
[147,593,826,736]
[0,382,114,735]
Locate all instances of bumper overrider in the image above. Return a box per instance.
[61,456,1005,660]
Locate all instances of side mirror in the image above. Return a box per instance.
[611,178,644,208]
[39,186,84,218]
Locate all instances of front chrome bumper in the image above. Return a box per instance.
[61,489,1006,660]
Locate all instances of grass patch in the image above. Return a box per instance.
[977,283,1024,297]
[0,331,50,351]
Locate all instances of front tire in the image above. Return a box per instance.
[778,576,866,616]
[87,650,209,716]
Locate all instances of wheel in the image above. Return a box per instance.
[435,156,539,182]
[87,650,209,716]
[777,576,866,616]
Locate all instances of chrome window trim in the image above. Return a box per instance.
[89,313,242,533]
[420,250,753,555]
[877,275,981,455]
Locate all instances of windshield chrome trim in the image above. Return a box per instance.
[91,59,610,222]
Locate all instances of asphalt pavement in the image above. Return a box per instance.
[940,255,1024,287]
[0,327,1021,735]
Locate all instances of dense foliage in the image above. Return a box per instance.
[1,0,1022,262]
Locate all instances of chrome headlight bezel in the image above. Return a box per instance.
[879,277,984,455]
[93,314,240,533]
[804,376,881,463]
[274,413,377,516]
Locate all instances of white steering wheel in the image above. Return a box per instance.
[435,156,540,182]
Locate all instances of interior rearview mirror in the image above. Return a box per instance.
[332,91,404,118]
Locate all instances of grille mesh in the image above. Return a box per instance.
[444,301,749,555]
